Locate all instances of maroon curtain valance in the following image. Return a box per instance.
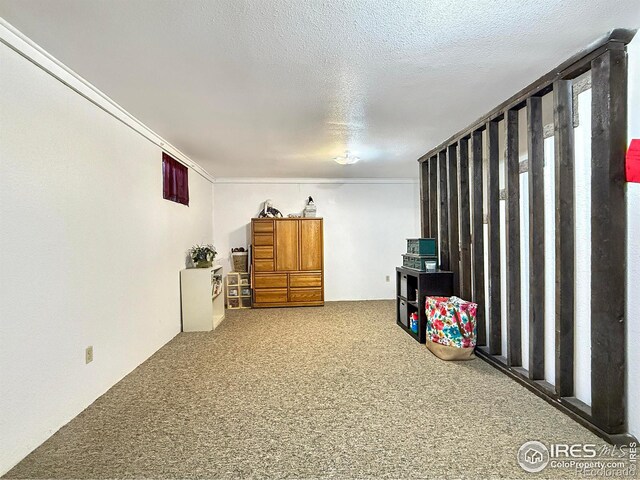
[162,152,189,206]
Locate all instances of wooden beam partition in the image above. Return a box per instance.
[415,30,636,444]
[590,46,627,435]
[438,150,450,270]
[420,160,430,236]
[553,79,575,398]
[486,120,502,356]
[447,144,460,295]
[458,137,472,300]
[471,129,486,346]
[505,109,521,367]
[527,95,546,380]
[429,156,438,241]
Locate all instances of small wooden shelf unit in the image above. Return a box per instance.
[251,217,324,308]
[396,266,454,343]
[226,272,251,309]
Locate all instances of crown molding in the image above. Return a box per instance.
[213,177,419,185]
[0,18,214,183]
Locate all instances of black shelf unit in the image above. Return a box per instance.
[396,266,454,343]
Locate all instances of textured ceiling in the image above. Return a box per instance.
[1,0,639,178]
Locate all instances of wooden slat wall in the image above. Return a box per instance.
[505,109,521,367]
[553,79,575,398]
[420,161,430,236]
[471,130,486,346]
[590,46,627,434]
[438,150,450,270]
[458,137,472,300]
[416,30,635,443]
[429,156,438,242]
[447,144,460,295]
[527,96,545,380]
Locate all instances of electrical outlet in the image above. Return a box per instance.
[85,346,93,364]
[385,275,390,282]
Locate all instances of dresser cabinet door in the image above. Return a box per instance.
[275,219,299,271]
[300,219,323,271]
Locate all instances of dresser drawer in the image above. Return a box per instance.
[254,233,274,246]
[289,273,322,288]
[253,220,274,233]
[254,259,274,272]
[289,288,323,303]
[254,274,287,288]
[254,288,287,304]
[253,246,274,259]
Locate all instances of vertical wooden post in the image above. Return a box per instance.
[590,47,627,434]
[439,150,450,270]
[420,160,430,237]
[458,137,472,300]
[554,79,575,397]
[448,144,460,294]
[429,156,438,242]
[505,109,521,367]
[527,95,545,380]
[471,129,486,346]
[487,120,502,355]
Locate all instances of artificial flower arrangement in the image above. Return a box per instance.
[188,244,217,268]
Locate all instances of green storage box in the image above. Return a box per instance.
[407,238,437,256]
[402,254,438,271]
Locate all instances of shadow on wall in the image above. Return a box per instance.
[220,224,251,272]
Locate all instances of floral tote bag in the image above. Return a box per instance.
[425,296,477,360]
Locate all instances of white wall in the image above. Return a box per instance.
[626,34,640,440]
[573,88,592,406]
[213,180,420,300]
[542,136,556,386]
[0,41,213,474]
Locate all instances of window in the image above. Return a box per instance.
[162,152,189,206]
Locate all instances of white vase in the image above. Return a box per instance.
[303,204,316,217]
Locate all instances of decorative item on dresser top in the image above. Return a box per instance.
[258,199,283,218]
[251,217,324,308]
[180,265,225,332]
[303,196,316,217]
[226,272,251,309]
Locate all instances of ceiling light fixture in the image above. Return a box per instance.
[333,150,360,165]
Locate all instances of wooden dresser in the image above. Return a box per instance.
[251,218,324,308]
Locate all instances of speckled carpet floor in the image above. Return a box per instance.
[5,301,603,479]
